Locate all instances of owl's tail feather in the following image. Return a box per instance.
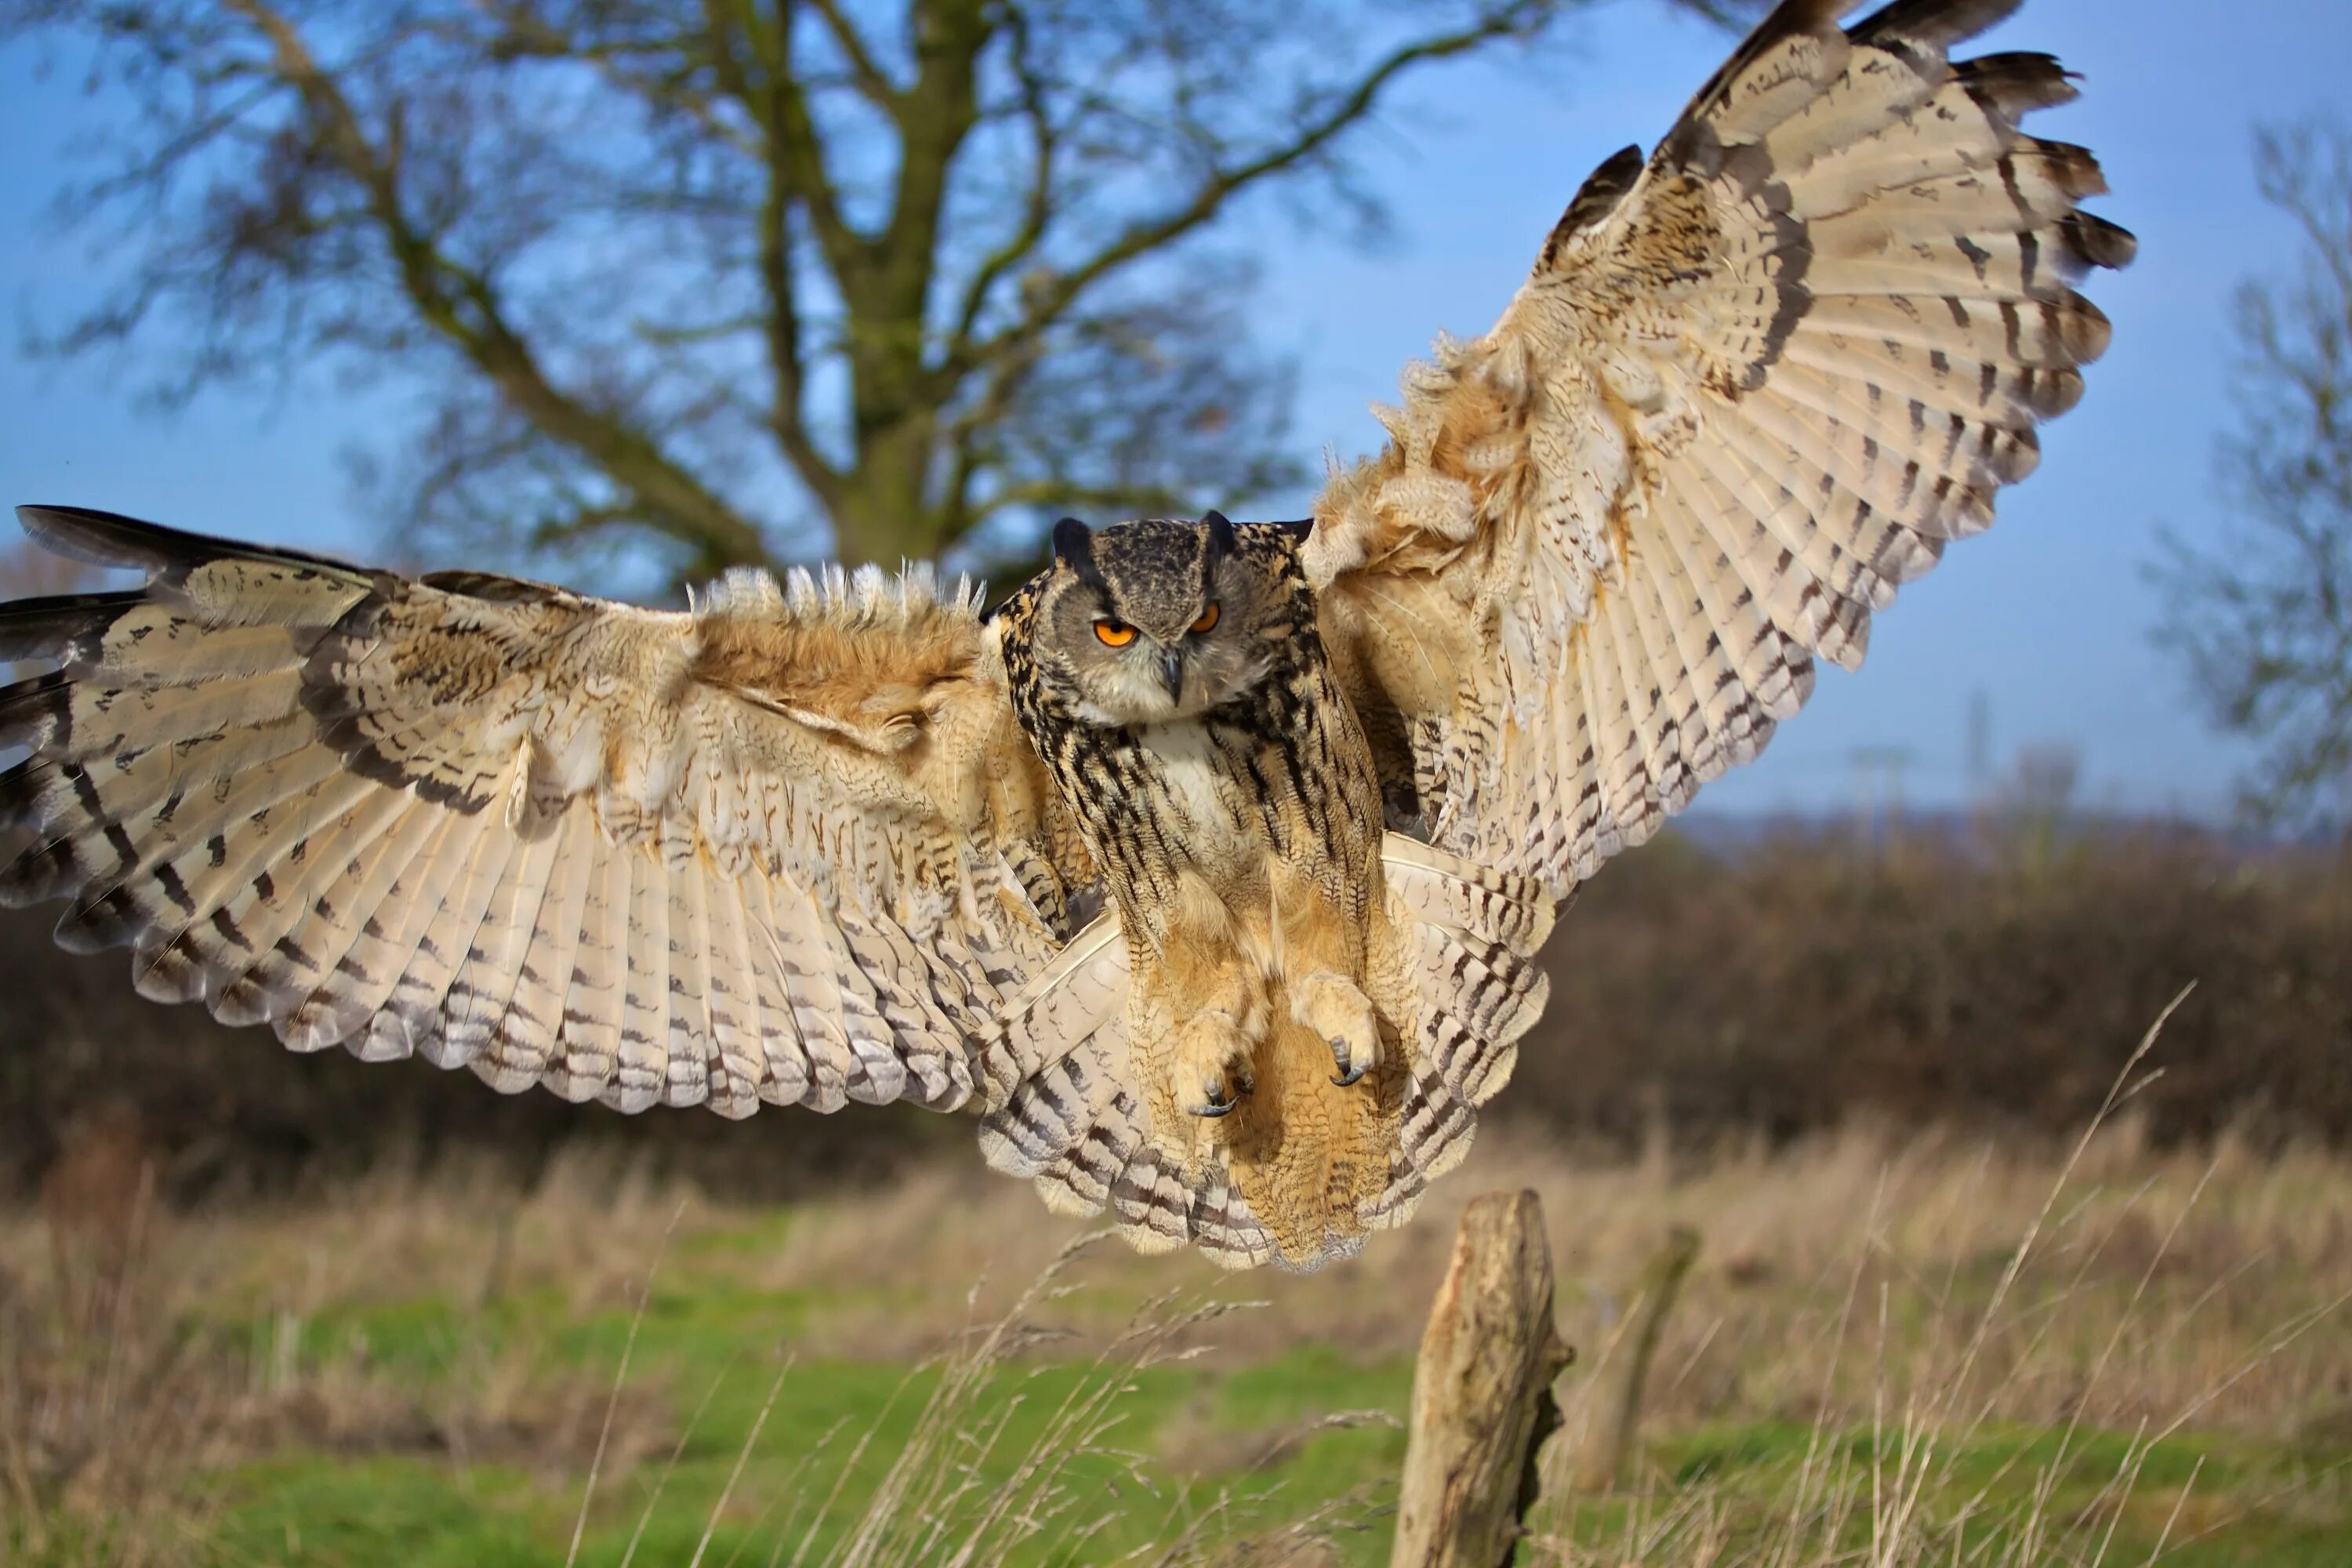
[1361,837,1557,1235]
[975,838,1562,1271]
[977,1007,1283,1270]
[975,918,1287,1270]
[973,921,1325,1272]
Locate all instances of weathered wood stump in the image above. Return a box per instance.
[1390,1189,1573,1568]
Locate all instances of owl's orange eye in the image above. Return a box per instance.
[1093,619,1138,648]
[1189,603,1221,634]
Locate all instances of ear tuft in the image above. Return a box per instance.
[1202,510,1236,559]
[1051,517,1093,568]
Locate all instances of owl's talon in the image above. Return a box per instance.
[1294,971,1381,1089]
[1329,1035,1367,1087]
[1171,1008,1260,1121]
[1188,1067,1247,1116]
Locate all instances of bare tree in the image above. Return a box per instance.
[2158,122,2352,829]
[2,0,1728,583]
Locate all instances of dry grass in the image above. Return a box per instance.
[1,1149,679,1565]
[757,1112,2352,1440]
[2,1083,2347,1563]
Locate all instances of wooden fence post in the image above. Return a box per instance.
[1391,1189,1573,1568]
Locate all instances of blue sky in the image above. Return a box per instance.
[2,0,2347,819]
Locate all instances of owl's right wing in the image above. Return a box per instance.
[0,505,1091,1118]
[1305,0,2132,901]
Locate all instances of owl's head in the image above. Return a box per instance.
[1029,512,1289,727]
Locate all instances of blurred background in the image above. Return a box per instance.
[1,2,2347,1564]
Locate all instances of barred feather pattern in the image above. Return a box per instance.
[1359,837,1555,1236]
[0,506,1072,1117]
[975,914,1282,1269]
[1307,0,2132,899]
[980,1012,1293,1270]
[977,836,1553,1270]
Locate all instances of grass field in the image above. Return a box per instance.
[6,1103,2349,1566]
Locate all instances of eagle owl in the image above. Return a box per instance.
[0,0,2132,1269]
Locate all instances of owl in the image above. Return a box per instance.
[0,0,2131,1269]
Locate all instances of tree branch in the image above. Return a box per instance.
[755,182,844,512]
[806,0,899,104]
[939,2,1549,389]
[14,0,1632,582]
[223,0,771,570]
[709,0,865,287]
[942,2,1057,358]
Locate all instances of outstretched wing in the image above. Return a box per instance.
[0,505,1083,1116]
[1307,0,2132,898]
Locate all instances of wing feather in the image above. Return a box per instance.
[700,846,767,1112]
[481,805,595,1090]
[612,832,673,1112]
[0,504,1084,1122]
[213,786,417,1032]
[379,797,523,1069]
[1309,0,2128,898]
[548,837,630,1102]
[445,818,567,1087]
[274,804,452,1048]
[739,872,813,1105]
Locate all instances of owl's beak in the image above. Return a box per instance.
[1160,648,1185,703]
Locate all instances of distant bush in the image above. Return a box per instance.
[0,906,960,1205]
[1508,819,2352,1151]
[3,820,2347,1202]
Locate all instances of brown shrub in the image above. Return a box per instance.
[0,899,956,1205]
[1510,820,2352,1151]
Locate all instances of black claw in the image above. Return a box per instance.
[1329,1036,1366,1087]
[1189,1091,1238,1119]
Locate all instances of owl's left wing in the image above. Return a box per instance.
[0,505,1089,1116]
[1306,0,2132,899]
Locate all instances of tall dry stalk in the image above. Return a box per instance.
[1518,985,2350,1566]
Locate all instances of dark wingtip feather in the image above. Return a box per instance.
[132,940,208,1007]
[0,589,144,662]
[2062,211,2138,271]
[17,505,206,571]
[1850,0,2024,49]
[55,884,151,955]
[1955,53,2082,119]
[16,503,363,576]
[0,671,71,752]
[0,757,48,832]
[0,834,88,909]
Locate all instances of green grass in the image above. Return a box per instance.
[1616,1422,2352,1567]
[190,1352,2352,1568]
[205,1316,1391,1564]
[13,1120,2351,1565]
[165,1215,2349,1568]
